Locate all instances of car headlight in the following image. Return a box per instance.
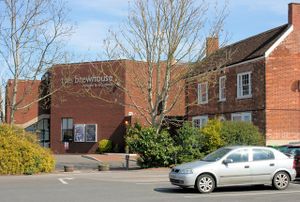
[179,168,193,174]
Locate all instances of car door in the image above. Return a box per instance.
[249,148,277,184]
[218,149,251,186]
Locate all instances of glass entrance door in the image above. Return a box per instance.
[38,119,50,148]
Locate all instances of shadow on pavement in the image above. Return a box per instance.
[292,179,300,185]
[154,185,279,194]
[154,187,198,194]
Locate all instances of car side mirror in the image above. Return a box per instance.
[223,159,233,165]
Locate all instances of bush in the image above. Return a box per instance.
[221,121,264,146]
[200,119,224,154]
[174,122,204,163]
[0,124,55,175]
[126,124,177,168]
[98,139,112,153]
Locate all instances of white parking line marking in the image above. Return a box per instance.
[184,190,300,198]
[58,177,74,185]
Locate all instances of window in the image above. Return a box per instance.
[202,147,232,162]
[192,116,208,128]
[219,76,226,101]
[85,124,97,142]
[62,118,73,142]
[237,72,252,98]
[38,119,50,148]
[231,112,252,122]
[218,115,226,122]
[226,149,249,163]
[253,149,275,161]
[198,82,208,104]
[74,124,97,143]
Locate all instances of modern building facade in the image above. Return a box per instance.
[5,60,185,153]
[186,3,300,146]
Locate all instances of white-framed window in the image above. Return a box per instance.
[219,76,226,101]
[192,116,208,128]
[237,72,252,99]
[198,82,208,104]
[231,112,252,122]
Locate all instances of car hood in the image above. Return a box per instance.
[174,160,213,170]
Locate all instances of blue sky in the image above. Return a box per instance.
[65,0,300,61]
[1,0,300,78]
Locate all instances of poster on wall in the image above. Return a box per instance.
[85,124,97,142]
[74,124,85,142]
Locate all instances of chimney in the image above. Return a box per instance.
[289,3,300,27]
[206,37,219,56]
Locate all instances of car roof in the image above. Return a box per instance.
[225,146,274,150]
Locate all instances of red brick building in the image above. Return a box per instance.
[5,80,47,127]
[187,3,300,146]
[5,60,185,153]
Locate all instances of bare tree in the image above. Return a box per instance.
[0,82,3,123]
[0,0,72,124]
[82,0,229,133]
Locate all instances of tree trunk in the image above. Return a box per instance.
[9,80,18,124]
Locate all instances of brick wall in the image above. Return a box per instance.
[123,60,186,126]
[5,80,41,126]
[186,59,266,134]
[49,61,127,153]
[265,9,300,144]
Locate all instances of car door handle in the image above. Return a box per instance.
[270,163,275,167]
[244,165,250,168]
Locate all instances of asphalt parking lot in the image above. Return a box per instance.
[1,170,300,202]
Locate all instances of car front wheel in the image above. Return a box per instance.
[196,174,215,193]
[272,171,290,190]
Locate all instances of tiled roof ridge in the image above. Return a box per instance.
[222,24,289,50]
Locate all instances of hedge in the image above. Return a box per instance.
[0,124,55,175]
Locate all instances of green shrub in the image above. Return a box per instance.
[98,139,112,153]
[126,124,177,168]
[200,119,224,154]
[174,122,204,163]
[221,121,264,146]
[0,124,55,175]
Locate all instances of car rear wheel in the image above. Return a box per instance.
[196,174,215,193]
[272,171,290,190]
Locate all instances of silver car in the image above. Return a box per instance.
[169,146,296,193]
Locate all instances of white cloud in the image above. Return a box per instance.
[66,20,119,60]
[70,21,106,50]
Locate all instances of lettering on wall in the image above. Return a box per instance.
[61,75,114,88]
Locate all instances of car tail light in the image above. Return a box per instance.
[293,159,296,169]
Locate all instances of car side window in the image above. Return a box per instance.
[226,149,249,163]
[290,148,300,156]
[253,149,275,161]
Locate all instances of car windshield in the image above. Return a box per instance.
[202,147,232,162]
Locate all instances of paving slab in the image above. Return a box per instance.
[54,155,99,171]
[54,153,140,172]
[82,153,139,170]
